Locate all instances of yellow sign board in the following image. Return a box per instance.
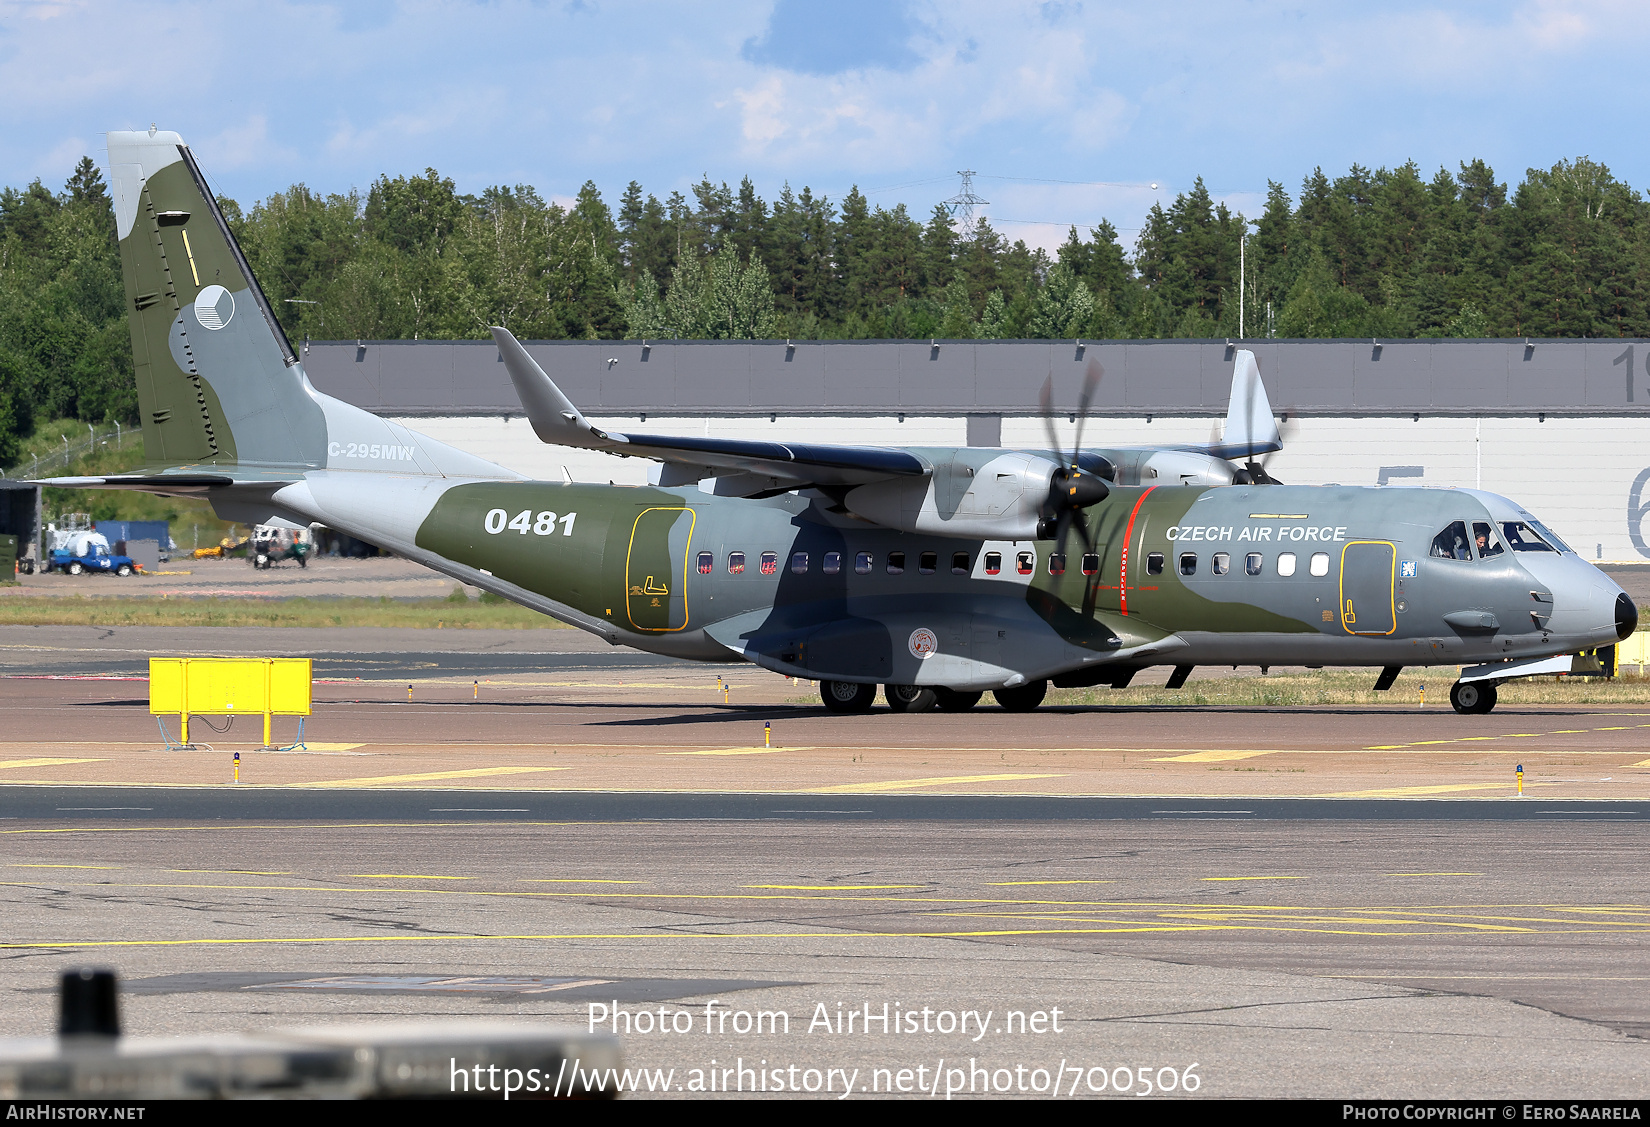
[149,658,312,715]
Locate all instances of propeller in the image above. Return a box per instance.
[1231,414,1298,485]
[1037,359,1112,556]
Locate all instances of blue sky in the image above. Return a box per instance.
[2,0,1644,254]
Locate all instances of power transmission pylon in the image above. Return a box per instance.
[942,170,989,235]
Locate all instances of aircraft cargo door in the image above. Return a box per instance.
[1339,540,1396,635]
[625,507,695,632]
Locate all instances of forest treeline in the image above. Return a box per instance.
[1,152,1647,465]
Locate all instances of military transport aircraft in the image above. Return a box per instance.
[53,128,1636,716]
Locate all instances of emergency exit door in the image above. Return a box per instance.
[625,507,695,632]
[1339,540,1397,635]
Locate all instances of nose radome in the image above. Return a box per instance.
[1617,592,1639,641]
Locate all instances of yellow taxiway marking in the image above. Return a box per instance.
[352,874,472,881]
[1202,876,1306,882]
[1629,759,1650,768]
[0,758,106,770]
[667,748,799,756]
[808,773,1064,794]
[1317,783,1538,798]
[1368,721,1650,751]
[986,880,1117,886]
[9,864,117,869]
[1152,750,1274,763]
[745,884,925,891]
[305,766,566,788]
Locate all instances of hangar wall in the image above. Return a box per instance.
[298,337,1650,564]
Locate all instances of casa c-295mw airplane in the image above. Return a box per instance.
[53,128,1637,716]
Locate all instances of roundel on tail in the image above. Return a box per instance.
[194,284,234,330]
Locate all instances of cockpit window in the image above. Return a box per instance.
[1527,519,1572,554]
[1472,522,1503,559]
[1501,521,1556,553]
[1429,520,1472,560]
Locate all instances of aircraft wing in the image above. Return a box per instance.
[492,327,929,490]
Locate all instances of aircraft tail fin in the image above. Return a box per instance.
[108,129,326,469]
[1208,348,1281,459]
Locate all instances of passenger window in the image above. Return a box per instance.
[1430,520,1472,560]
[887,551,905,575]
[1245,552,1263,576]
[790,552,808,574]
[1146,552,1164,576]
[952,552,970,575]
[984,552,1002,575]
[1501,521,1556,553]
[1212,552,1229,575]
[823,551,842,575]
[1472,522,1503,558]
[728,551,746,574]
[1048,553,1066,576]
[760,551,778,575]
[855,551,873,574]
[1016,551,1035,575]
[919,551,937,575]
[1081,553,1100,575]
[1179,552,1197,576]
[1277,552,1297,577]
[1309,552,1329,576]
[697,551,713,575]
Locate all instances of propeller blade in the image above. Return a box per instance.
[1038,376,1062,462]
[1069,359,1102,465]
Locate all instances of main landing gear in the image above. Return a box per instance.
[1449,680,1498,715]
[819,680,1048,712]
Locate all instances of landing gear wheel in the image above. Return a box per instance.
[821,680,876,713]
[67,561,83,576]
[116,564,132,577]
[993,680,1048,712]
[884,685,937,713]
[1450,680,1497,714]
[932,687,983,712]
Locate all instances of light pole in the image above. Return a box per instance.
[1239,234,1247,339]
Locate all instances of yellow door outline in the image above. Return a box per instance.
[1339,539,1397,636]
[625,507,696,632]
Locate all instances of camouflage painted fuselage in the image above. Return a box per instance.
[403,477,1628,690]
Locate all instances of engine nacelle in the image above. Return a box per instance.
[845,451,1062,539]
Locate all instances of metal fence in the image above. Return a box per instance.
[7,425,143,481]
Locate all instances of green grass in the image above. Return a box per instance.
[0,595,566,629]
[1046,668,1650,707]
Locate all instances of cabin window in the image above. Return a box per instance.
[1245,552,1263,576]
[1146,552,1164,575]
[1430,520,1472,560]
[854,551,873,574]
[919,551,938,575]
[1309,551,1330,576]
[823,551,842,575]
[1473,522,1504,559]
[887,552,906,575]
[697,551,713,575]
[1212,552,1230,575]
[1179,552,1197,576]
[728,551,746,574]
[952,552,970,575]
[984,551,1002,575]
[1277,551,1297,577]
[1016,551,1035,575]
[760,551,778,575]
[1082,553,1100,575]
[1048,553,1066,576]
[790,552,809,574]
[1501,521,1557,553]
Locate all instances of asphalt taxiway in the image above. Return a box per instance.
[0,625,1645,1097]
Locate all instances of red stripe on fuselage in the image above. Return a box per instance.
[1118,486,1157,616]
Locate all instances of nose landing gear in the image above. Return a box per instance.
[1449,680,1498,714]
